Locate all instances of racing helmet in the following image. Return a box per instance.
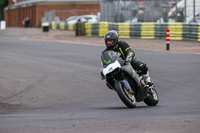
[104,30,118,49]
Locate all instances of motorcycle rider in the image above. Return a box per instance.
[101,30,153,86]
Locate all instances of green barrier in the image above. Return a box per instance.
[182,32,191,39]
[130,24,141,31]
[91,23,99,36]
[91,30,99,36]
[52,21,200,42]
[198,24,200,41]
[109,23,118,31]
[130,31,141,37]
[91,23,99,30]
[182,23,190,33]
[130,24,141,37]
[56,23,59,30]
[65,22,68,30]
[75,23,85,36]
[155,24,167,38]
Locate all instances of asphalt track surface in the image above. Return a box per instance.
[0,29,200,133]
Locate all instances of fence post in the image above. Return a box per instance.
[166,29,170,51]
[193,0,196,22]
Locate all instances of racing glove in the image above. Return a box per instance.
[126,52,134,63]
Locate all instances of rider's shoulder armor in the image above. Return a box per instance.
[117,41,133,59]
[118,41,129,48]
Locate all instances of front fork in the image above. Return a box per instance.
[120,79,133,93]
[106,76,133,94]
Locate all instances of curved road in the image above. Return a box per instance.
[0,29,200,133]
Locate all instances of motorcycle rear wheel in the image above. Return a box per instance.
[144,86,159,106]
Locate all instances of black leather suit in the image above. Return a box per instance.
[102,41,148,75]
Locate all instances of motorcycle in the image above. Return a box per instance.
[101,51,159,108]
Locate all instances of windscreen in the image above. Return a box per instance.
[101,51,120,67]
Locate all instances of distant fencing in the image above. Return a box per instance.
[49,21,200,41]
[99,0,200,23]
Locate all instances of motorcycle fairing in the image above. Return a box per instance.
[121,64,141,87]
[103,60,121,76]
[101,51,120,67]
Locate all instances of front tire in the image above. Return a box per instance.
[144,86,159,106]
[115,82,137,108]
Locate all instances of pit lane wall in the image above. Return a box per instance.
[50,22,200,41]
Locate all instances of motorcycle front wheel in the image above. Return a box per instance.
[115,81,137,108]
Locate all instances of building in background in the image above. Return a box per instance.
[4,0,100,27]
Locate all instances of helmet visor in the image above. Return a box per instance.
[106,39,114,46]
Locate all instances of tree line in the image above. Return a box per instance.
[0,0,8,21]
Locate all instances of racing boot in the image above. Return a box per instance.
[142,71,154,87]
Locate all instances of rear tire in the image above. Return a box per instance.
[144,86,159,106]
[115,82,137,108]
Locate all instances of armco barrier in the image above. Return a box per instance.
[50,21,200,42]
